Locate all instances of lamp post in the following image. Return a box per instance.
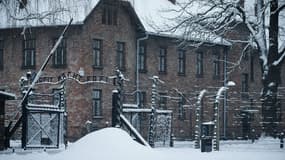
[213,81,235,151]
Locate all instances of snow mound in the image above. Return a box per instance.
[53,127,162,160]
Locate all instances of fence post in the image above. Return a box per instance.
[148,76,159,147]
[280,132,284,149]
[111,70,125,127]
[251,129,256,143]
[212,84,234,151]
[112,90,121,127]
[21,99,27,149]
[170,133,174,147]
[194,89,207,149]
[213,102,219,151]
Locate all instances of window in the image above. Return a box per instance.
[53,38,66,68]
[139,91,147,119]
[241,73,249,99]
[0,39,3,70]
[250,54,254,82]
[178,96,186,120]
[23,36,36,69]
[116,42,125,70]
[213,53,220,79]
[93,39,103,68]
[138,91,146,107]
[52,89,60,106]
[92,89,102,117]
[139,43,147,72]
[102,5,117,25]
[196,52,203,77]
[178,50,185,75]
[159,48,167,73]
[159,93,167,109]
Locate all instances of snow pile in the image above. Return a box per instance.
[53,127,159,160]
[0,128,165,160]
[1,127,285,160]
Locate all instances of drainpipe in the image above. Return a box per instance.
[223,46,228,139]
[136,33,149,106]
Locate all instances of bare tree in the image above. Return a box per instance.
[162,0,285,135]
[0,0,68,36]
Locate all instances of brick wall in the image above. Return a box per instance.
[0,1,284,142]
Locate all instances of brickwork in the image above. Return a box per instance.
[0,1,284,142]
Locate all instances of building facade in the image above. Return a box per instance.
[0,0,284,143]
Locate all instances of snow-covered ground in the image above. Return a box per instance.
[1,127,284,160]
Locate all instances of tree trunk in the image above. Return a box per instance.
[261,0,280,136]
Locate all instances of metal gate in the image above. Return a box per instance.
[154,112,172,147]
[22,87,66,149]
[122,107,172,147]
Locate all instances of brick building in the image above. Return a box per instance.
[0,0,284,143]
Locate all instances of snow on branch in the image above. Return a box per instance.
[272,48,285,66]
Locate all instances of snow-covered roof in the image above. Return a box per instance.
[0,0,230,46]
[0,91,16,100]
[129,0,231,46]
[0,0,100,28]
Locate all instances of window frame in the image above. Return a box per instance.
[213,52,220,79]
[92,89,103,118]
[138,43,147,73]
[241,73,249,99]
[102,5,118,25]
[116,41,126,71]
[138,91,146,108]
[158,47,167,74]
[196,52,203,77]
[53,38,67,68]
[250,54,254,82]
[178,49,186,75]
[178,95,186,120]
[0,39,3,70]
[22,36,36,69]
[159,92,167,109]
[92,39,103,69]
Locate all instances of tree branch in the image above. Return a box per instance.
[272,43,285,66]
[277,4,285,14]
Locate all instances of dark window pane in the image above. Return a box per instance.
[102,5,117,25]
[93,39,102,68]
[213,53,220,79]
[139,43,146,72]
[196,52,203,77]
[23,37,36,69]
[116,42,125,70]
[92,89,102,117]
[53,38,66,68]
[159,93,167,109]
[250,54,254,82]
[178,50,185,75]
[159,48,167,73]
[241,73,249,99]
[178,96,186,120]
[0,40,3,70]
